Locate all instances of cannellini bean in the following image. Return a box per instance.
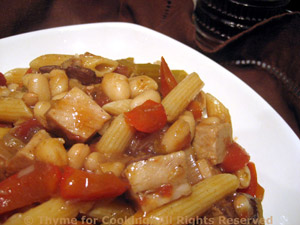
[200,116,221,125]
[102,99,132,116]
[22,92,39,106]
[68,143,91,169]
[179,111,195,139]
[35,138,68,166]
[234,194,254,218]
[130,89,161,109]
[100,162,125,177]
[234,165,251,189]
[52,91,67,100]
[34,101,51,127]
[84,152,104,174]
[23,74,51,101]
[102,73,130,101]
[161,118,191,153]
[129,75,158,98]
[48,69,69,96]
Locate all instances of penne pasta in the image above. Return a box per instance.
[3,198,87,225]
[96,114,135,158]
[80,53,118,77]
[88,199,135,225]
[29,54,73,70]
[162,72,204,122]
[0,97,32,122]
[4,68,28,85]
[123,174,239,225]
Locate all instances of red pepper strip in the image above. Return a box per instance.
[220,142,250,173]
[60,167,129,201]
[0,72,6,86]
[0,162,61,215]
[160,57,177,97]
[255,183,265,201]
[187,100,203,121]
[124,100,167,133]
[239,162,264,201]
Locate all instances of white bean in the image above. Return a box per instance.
[84,152,104,174]
[234,165,251,189]
[130,89,161,109]
[68,143,91,169]
[233,194,254,218]
[49,69,69,97]
[161,118,191,153]
[23,74,51,101]
[22,92,39,106]
[129,75,158,98]
[102,73,130,101]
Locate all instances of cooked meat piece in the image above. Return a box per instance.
[46,87,111,143]
[192,123,232,165]
[124,151,192,212]
[6,130,51,175]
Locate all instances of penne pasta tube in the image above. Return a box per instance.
[96,114,135,158]
[162,72,204,122]
[29,54,73,70]
[80,53,118,77]
[123,174,239,225]
[3,197,87,225]
[4,68,28,85]
[0,97,32,123]
[88,199,135,225]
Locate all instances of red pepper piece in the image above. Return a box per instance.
[124,100,167,133]
[60,167,129,201]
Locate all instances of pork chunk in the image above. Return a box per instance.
[124,151,192,212]
[6,130,51,175]
[46,87,111,142]
[192,123,232,165]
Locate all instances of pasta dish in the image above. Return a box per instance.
[0,53,264,225]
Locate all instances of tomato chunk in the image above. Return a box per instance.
[0,72,6,86]
[60,167,129,201]
[160,57,177,97]
[220,142,250,173]
[124,100,167,133]
[239,162,264,200]
[0,162,61,214]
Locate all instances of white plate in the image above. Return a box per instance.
[0,22,299,224]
